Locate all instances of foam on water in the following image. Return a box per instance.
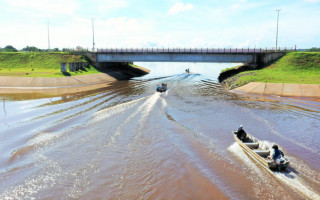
[274,171,320,200]
[10,131,64,162]
[89,95,149,124]
[228,142,265,177]
[228,142,320,200]
[105,93,160,147]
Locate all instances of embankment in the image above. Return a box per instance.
[219,52,320,97]
[0,52,100,77]
[0,52,150,89]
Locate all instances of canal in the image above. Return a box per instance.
[0,62,319,199]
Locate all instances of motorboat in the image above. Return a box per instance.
[233,131,289,171]
[156,83,167,93]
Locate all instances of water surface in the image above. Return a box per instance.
[0,62,319,199]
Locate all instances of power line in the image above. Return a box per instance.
[275,9,281,50]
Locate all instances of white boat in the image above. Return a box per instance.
[233,131,290,171]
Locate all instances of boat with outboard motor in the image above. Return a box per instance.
[156,83,167,93]
[233,131,290,171]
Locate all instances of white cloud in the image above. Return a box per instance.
[93,0,129,12]
[5,0,79,15]
[168,2,193,15]
[304,0,320,2]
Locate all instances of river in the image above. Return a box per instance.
[0,62,320,200]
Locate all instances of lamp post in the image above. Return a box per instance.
[275,9,281,50]
[91,18,95,52]
[47,21,50,50]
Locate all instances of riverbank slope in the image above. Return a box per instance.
[0,52,101,77]
[220,52,320,97]
[0,52,150,89]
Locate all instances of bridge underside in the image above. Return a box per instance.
[81,51,285,69]
[97,53,254,63]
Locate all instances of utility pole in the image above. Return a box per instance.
[91,18,95,52]
[275,9,281,51]
[47,21,51,50]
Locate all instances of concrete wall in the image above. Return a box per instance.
[257,52,286,66]
[97,53,254,63]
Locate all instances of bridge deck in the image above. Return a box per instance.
[97,48,287,54]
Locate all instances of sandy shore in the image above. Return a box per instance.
[233,82,320,98]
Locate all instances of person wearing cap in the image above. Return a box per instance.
[235,125,247,142]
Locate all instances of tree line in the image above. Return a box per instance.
[306,47,320,52]
[0,45,90,52]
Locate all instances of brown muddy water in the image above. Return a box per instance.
[0,63,320,200]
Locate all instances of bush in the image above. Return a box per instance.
[1,45,18,52]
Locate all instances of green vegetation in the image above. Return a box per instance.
[1,45,18,52]
[22,46,41,52]
[223,52,320,89]
[306,47,320,52]
[220,65,242,73]
[0,52,100,77]
[129,63,142,68]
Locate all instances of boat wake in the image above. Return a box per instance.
[228,142,320,200]
[274,169,320,200]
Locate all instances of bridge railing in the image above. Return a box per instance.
[96,48,291,54]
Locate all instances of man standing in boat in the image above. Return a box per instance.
[235,125,247,142]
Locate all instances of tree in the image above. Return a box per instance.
[22,46,40,52]
[2,45,18,52]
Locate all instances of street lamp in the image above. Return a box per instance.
[275,9,281,50]
[47,21,50,50]
[91,18,95,52]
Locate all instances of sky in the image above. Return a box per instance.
[0,0,320,50]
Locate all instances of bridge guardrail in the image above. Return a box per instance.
[96,48,292,54]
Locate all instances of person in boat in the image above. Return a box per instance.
[269,145,284,162]
[157,83,167,92]
[235,125,247,142]
[156,85,160,92]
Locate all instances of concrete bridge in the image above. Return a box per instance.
[81,48,287,69]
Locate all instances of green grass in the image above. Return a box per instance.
[129,63,141,68]
[229,52,320,87]
[220,65,242,73]
[0,52,101,77]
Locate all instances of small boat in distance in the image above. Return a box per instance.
[233,131,290,171]
[156,83,167,93]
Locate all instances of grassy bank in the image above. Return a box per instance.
[222,52,320,89]
[0,52,100,77]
